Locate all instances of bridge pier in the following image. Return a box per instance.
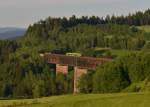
[56,64,87,93]
[74,67,87,93]
[42,53,111,94]
[56,64,68,75]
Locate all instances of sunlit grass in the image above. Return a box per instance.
[138,26,150,32]
[110,49,139,58]
[0,92,150,107]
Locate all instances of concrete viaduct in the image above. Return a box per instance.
[40,53,111,93]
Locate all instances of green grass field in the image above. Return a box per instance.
[110,49,139,58]
[138,26,150,41]
[0,92,150,107]
[138,26,150,32]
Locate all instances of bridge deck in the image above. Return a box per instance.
[43,53,111,69]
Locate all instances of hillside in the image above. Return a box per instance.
[0,92,150,107]
[137,25,150,42]
[0,9,150,99]
[138,26,150,33]
[0,27,26,40]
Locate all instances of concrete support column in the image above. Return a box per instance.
[74,67,87,93]
[56,64,68,75]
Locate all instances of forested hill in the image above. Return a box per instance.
[27,9,150,30]
[21,9,150,53]
[0,27,26,40]
[23,24,146,53]
[0,9,150,99]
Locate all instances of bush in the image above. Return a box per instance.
[93,62,130,93]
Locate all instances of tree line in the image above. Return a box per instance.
[30,9,150,30]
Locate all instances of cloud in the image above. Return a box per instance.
[0,0,120,7]
[37,0,120,4]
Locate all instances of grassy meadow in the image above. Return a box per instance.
[138,26,150,32]
[0,92,150,107]
[110,49,139,58]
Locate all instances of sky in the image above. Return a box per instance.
[0,0,149,28]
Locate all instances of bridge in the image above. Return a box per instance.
[41,53,111,93]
